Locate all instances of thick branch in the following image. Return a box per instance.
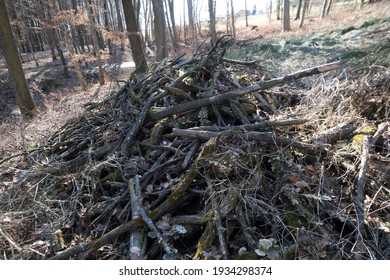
[171,128,323,153]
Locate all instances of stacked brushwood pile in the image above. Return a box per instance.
[0,39,389,260]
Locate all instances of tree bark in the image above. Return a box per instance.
[282,0,290,31]
[103,1,113,55]
[230,0,236,38]
[208,0,217,45]
[299,0,308,28]
[0,0,36,117]
[326,0,333,15]
[276,0,281,20]
[187,0,196,43]
[166,0,179,50]
[321,0,328,18]
[152,0,168,61]
[245,0,248,27]
[113,0,125,51]
[295,0,303,20]
[121,0,148,73]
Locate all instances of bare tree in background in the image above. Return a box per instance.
[321,0,333,18]
[299,0,308,28]
[230,0,236,38]
[282,0,290,31]
[152,0,168,61]
[187,0,196,43]
[208,0,217,44]
[166,0,179,50]
[295,0,303,20]
[245,0,248,27]
[276,0,281,20]
[114,0,125,50]
[0,0,36,117]
[122,0,148,73]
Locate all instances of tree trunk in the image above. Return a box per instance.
[282,0,290,31]
[166,0,179,50]
[326,0,333,15]
[152,0,168,61]
[113,0,125,51]
[276,0,281,20]
[245,0,248,27]
[299,0,308,28]
[0,0,36,117]
[230,0,236,38]
[295,0,303,20]
[121,0,148,73]
[103,1,113,55]
[208,0,217,45]
[321,0,328,18]
[187,0,196,43]
[268,0,273,23]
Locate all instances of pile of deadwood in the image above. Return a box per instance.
[1,41,389,260]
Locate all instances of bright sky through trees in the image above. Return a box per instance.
[173,0,269,22]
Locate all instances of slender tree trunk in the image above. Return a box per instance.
[276,0,281,20]
[245,0,248,27]
[103,1,113,55]
[121,0,148,73]
[295,0,303,20]
[230,0,236,38]
[225,0,230,34]
[114,0,125,51]
[268,0,273,23]
[299,0,308,28]
[321,0,328,18]
[0,0,36,117]
[187,0,196,43]
[26,24,39,67]
[282,0,290,31]
[166,0,179,50]
[152,0,168,61]
[326,0,333,15]
[208,0,217,45]
[46,30,58,61]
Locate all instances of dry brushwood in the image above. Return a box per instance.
[1,39,389,260]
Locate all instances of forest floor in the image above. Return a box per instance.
[0,2,389,260]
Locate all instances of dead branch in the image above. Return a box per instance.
[149,61,341,121]
[171,128,323,152]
